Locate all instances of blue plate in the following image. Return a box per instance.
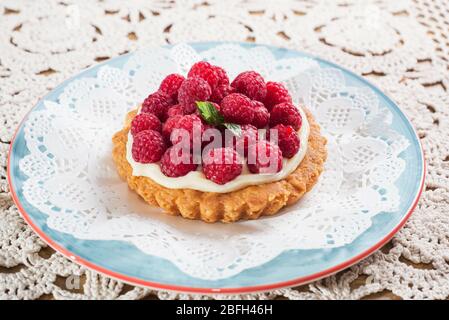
[8,42,425,294]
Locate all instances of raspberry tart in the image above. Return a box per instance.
[112,61,327,223]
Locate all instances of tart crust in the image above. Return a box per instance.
[112,108,327,223]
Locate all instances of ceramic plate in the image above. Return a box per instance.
[8,42,425,294]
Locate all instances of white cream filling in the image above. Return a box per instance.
[126,107,310,193]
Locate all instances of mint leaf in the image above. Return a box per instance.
[223,123,242,137]
[196,101,242,137]
[196,101,224,126]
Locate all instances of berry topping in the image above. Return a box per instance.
[269,102,302,130]
[202,147,243,184]
[169,114,204,147]
[202,127,226,151]
[167,104,188,117]
[247,140,283,174]
[178,77,212,113]
[220,93,254,125]
[231,71,267,102]
[162,115,182,141]
[130,113,162,136]
[210,84,235,104]
[251,100,270,128]
[228,124,259,157]
[213,65,230,86]
[132,130,166,163]
[264,81,292,111]
[267,124,300,158]
[132,62,308,182]
[188,61,220,89]
[159,73,185,101]
[141,91,174,121]
[160,146,198,177]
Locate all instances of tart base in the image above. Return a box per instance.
[112,108,327,223]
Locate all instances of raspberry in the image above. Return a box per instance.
[269,102,302,130]
[167,104,188,117]
[220,93,254,125]
[162,115,182,141]
[202,147,243,184]
[141,91,173,121]
[210,84,235,103]
[209,66,231,103]
[130,113,162,136]
[132,130,166,163]
[188,61,219,89]
[202,127,226,151]
[251,100,270,128]
[213,65,230,86]
[169,114,204,147]
[159,73,185,101]
[178,76,212,113]
[227,124,259,157]
[267,124,300,158]
[231,71,267,102]
[264,81,292,111]
[247,140,283,174]
[160,146,198,177]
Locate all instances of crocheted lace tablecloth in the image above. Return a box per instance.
[1,0,448,300]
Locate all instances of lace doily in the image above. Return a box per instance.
[1,0,448,299]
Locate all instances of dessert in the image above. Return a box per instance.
[112,61,327,223]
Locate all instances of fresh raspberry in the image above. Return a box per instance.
[141,91,174,121]
[188,61,219,89]
[264,81,292,111]
[247,140,283,174]
[202,147,243,185]
[269,102,302,130]
[210,84,235,103]
[213,65,230,86]
[231,71,267,102]
[220,93,254,125]
[202,127,226,151]
[167,104,188,117]
[251,100,270,128]
[160,146,198,177]
[206,66,229,103]
[209,66,231,103]
[267,124,300,158]
[162,115,182,141]
[132,130,166,163]
[227,124,259,157]
[130,113,162,136]
[159,73,185,101]
[178,76,212,113]
[169,114,204,147]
